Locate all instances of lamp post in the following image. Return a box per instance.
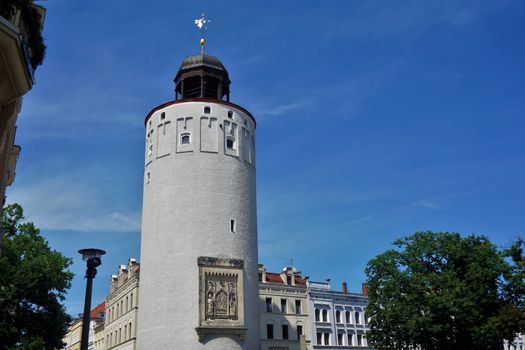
[78,248,106,350]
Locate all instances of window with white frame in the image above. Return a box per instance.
[316,332,330,345]
[181,132,191,145]
[226,136,235,150]
[322,309,328,322]
[295,300,301,314]
[265,298,272,312]
[281,299,287,313]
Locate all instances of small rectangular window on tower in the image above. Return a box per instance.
[160,112,165,120]
[181,133,191,145]
[226,137,235,150]
[204,106,211,114]
[230,219,236,233]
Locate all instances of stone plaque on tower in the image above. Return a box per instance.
[196,257,246,341]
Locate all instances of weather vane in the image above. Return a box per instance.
[194,13,210,53]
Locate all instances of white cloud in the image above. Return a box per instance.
[7,177,141,233]
[321,0,501,41]
[411,199,442,210]
[253,100,308,117]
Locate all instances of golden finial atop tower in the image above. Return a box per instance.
[194,13,210,53]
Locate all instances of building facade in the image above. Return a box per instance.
[307,281,373,349]
[137,50,259,349]
[259,265,311,350]
[62,318,82,350]
[104,259,139,350]
[0,1,46,254]
[93,321,105,350]
[62,302,105,350]
[504,334,525,350]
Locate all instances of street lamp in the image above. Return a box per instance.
[78,248,106,350]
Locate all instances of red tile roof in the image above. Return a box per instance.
[265,272,284,284]
[295,275,307,286]
[90,301,105,319]
[264,272,307,286]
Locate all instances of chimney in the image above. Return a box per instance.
[361,283,369,296]
[110,275,118,293]
[342,281,348,293]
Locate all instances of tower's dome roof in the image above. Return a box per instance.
[178,53,227,72]
[174,52,231,101]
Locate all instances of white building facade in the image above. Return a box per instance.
[137,52,260,350]
[259,265,312,350]
[504,334,525,350]
[307,281,374,349]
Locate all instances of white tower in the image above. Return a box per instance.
[137,48,260,349]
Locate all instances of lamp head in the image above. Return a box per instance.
[78,248,106,263]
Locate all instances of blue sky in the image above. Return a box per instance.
[7,0,525,316]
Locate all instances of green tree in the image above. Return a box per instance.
[0,204,73,350]
[365,231,525,350]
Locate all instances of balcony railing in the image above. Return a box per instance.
[0,0,46,71]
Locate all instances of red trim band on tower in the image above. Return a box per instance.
[144,98,256,127]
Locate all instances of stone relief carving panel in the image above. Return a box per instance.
[197,256,246,341]
[205,274,238,320]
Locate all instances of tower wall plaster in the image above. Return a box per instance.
[137,101,259,350]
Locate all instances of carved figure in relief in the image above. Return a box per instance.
[228,282,237,317]
[206,281,215,318]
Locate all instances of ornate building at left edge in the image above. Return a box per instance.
[0,0,46,254]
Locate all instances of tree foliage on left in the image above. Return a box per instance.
[0,204,73,350]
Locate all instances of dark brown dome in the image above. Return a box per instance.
[174,53,230,101]
[178,53,227,72]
